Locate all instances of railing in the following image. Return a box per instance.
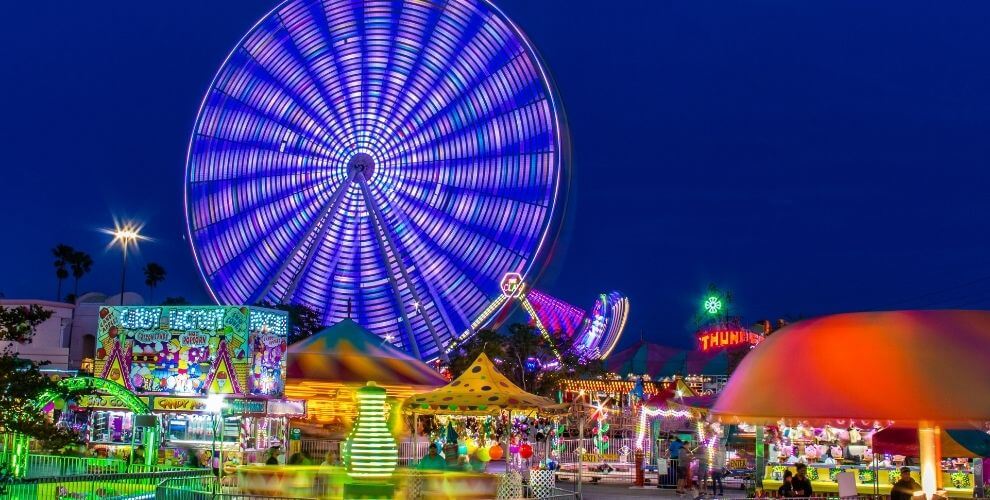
[299,438,431,466]
[2,469,211,499]
[23,454,128,478]
[299,438,339,461]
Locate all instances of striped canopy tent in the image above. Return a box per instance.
[608,340,729,377]
[285,319,446,422]
[404,353,562,416]
[709,310,990,497]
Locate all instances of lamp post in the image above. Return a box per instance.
[206,394,226,493]
[105,221,146,305]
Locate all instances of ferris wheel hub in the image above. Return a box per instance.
[347,152,376,179]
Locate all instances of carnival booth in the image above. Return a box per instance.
[404,353,564,497]
[88,305,300,466]
[285,319,446,428]
[607,340,730,395]
[710,310,990,499]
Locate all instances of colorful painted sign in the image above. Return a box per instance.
[697,326,763,352]
[267,399,306,416]
[94,306,288,397]
[224,399,267,415]
[153,397,209,412]
[77,394,150,410]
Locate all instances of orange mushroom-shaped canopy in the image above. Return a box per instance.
[711,310,990,427]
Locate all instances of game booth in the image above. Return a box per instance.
[77,306,305,466]
[710,310,990,498]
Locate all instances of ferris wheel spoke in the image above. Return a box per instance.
[394,176,551,248]
[188,172,338,235]
[388,181,530,264]
[356,1,441,154]
[190,145,340,185]
[245,10,367,153]
[374,33,531,159]
[386,97,553,169]
[295,1,366,149]
[253,171,358,303]
[365,1,490,155]
[363,182,479,335]
[392,155,556,208]
[364,181,508,331]
[211,51,356,157]
[357,174,448,359]
[193,176,337,279]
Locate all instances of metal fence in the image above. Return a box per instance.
[299,438,431,466]
[2,469,211,499]
[23,454,128,478]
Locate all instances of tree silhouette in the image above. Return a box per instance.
[0,305,81,450]
[143,262,167,303]
[51,244,74,301]
[68,250,93,301]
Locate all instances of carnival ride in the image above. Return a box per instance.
[447,273,628,360]
[184,0,568,362]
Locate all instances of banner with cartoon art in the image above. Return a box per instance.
[93,306,288,397]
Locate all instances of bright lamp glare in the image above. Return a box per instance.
[205,394,225,414]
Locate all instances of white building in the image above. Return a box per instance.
[1,292,146,371]
[0,299,74,370]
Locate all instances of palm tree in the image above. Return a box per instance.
[52,244,74,301]
[68,250,94,301]
[143,262,166,303]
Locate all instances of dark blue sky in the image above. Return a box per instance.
[2,1,989,350]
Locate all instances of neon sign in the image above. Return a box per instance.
[704,296,722,315]
[697,327,763,352]
[501,273,524,298]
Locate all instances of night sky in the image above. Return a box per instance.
[2,1,989,350]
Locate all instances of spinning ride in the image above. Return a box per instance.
[448,273,628,360]
[185,0,567,361]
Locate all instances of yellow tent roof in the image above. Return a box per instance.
[404,353,561,415]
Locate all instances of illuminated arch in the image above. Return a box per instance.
[27,376,159,470]
[33,376,150,415]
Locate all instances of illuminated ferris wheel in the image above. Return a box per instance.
[185,0,567,361]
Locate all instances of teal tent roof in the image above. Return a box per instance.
[607,340,728,377]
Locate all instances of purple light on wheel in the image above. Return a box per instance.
[185,0,566,361]
[526,289,587,338]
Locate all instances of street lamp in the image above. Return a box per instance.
[103,220,147,305]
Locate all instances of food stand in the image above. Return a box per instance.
[89,305,297,465]
[710,310,990,498]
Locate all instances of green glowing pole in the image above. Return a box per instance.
[8,432,29,479]
[142,420,159,466]
[755,426,765,489]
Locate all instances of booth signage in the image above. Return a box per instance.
[268,399,306,416]
[153,397,208,412]
[95,306,289,397]
[224,399,267,415]
[178,332,208,347]
[78,394,147,410]
[697,327,763,352]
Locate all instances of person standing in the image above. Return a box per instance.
[791,464,814,497]
[778,470,795,497]
[417,444,446,471]
[890,467,922,500]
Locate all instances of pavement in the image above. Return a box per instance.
[557,481,750,499]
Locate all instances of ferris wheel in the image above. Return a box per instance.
[185,0,567,361]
